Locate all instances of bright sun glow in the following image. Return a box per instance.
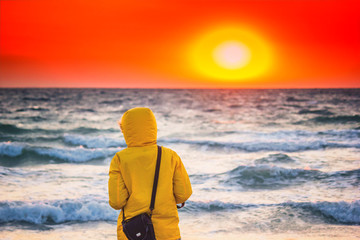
[188,26,272,81]
[213,41,251,69]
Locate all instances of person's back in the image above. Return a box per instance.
[108,107,192,240]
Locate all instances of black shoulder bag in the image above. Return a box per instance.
[122,145,162,240]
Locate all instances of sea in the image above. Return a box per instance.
[0,88,359,240]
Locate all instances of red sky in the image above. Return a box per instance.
[0,0,359,88]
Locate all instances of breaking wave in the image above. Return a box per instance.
[33,146,118,163]
[254,153,296,164]
[160,138,360,152]
[0,123,116,135]
[0,142,24,157]
[63,134,125,148]
[0,123,32,134]
[186,200,360,224]
[0,198,118,224]
[0,142,119,164]
[1,198,358,225]
[223,165,359,189]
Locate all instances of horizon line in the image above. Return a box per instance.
[1,87,359,90]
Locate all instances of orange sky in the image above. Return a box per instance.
[0,0,359,88]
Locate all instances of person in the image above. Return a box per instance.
[108,107,192,240]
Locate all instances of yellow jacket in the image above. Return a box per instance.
[108,107,192,240]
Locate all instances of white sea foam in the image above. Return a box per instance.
[63,134,125,148]
[276,129,360,138]
[0,141,120,162]
[0,142,24,157]
[186,200,253,211]
[0,198,118,224]
[2,198,356,226]
[186,200,360,224]
[34,146,119,162]
[61,129,360,151]
[160,138,360,152]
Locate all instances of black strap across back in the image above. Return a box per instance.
[150,145,162,213]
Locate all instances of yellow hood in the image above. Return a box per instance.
[120,107,157,147]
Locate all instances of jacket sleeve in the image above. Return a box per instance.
[108,153,129,210]
[173,152,192,204]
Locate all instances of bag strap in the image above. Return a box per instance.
[150,145,162,215]
[122,145,161,222]
[177,202,185,209]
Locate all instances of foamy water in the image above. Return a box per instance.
[0,88,359,239]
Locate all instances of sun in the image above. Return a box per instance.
[188,26,272,81]
[213,41,251,69]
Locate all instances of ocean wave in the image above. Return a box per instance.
[311,115,360,124]
[63,134,125,148]
[0,142,119,164]
[159,138,360,152]
[13,115,48,122]
[0,108,11,114]
[306,200,360,224]
[186,200,360,224]
[0,123,63,135]
[0,123,116,135]
[317,129,360,138]
[0,166,26,176]
[15,107,50,112]
[62,133,354,152]
[298,109,333,115]
[286,96,309,102]
[223,165,359,189]
[207,129,360,139]
[0,123,31,134]
[0,198,118,224]
[70,108,97,113]
[1,198,358,225]
[22,97,50,101]
[33,146,118,163]
[0,142,24,157]
[69,127,117,134]
[100,99,124,105]
[254,153,296,164]
[224,165,323,189]
[228,104,242,109]
[2,122,359,148]
[186,200,252,212]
